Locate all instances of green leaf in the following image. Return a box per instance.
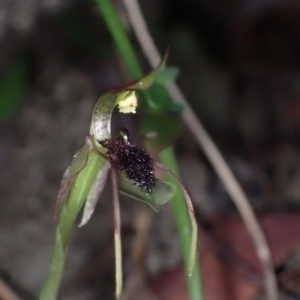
[119,171,176,210]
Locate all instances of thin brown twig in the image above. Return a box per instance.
[111,168,123,299]
[0,279,21,300]
[121,0,278,299]
[121,206,158,300]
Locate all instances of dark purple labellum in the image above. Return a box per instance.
[100,129,155,194]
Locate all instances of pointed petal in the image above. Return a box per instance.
[55,136,93,218]
[154,161,198,275]
[126,49,169,90]
[109,50,169,94]
[78,161,110,227]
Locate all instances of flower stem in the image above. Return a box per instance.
[95,0,204,299]
[39,151,105,300]
[159,147,203,300]
[95,0,143,79]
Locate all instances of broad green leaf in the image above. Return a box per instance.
[119,172,176,211]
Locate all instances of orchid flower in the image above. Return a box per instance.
[39,53,197,300]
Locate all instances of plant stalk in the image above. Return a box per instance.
[95,0,204,299]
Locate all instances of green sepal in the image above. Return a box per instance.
[126,50,169,90]
[63,150,106,225]
[118,171,176,211]
[56,137,93,216]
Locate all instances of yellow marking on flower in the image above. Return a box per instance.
[117,91,137,113]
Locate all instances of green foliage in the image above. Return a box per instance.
[0,59,29,120]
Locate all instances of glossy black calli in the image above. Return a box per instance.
[100,128,155,194]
